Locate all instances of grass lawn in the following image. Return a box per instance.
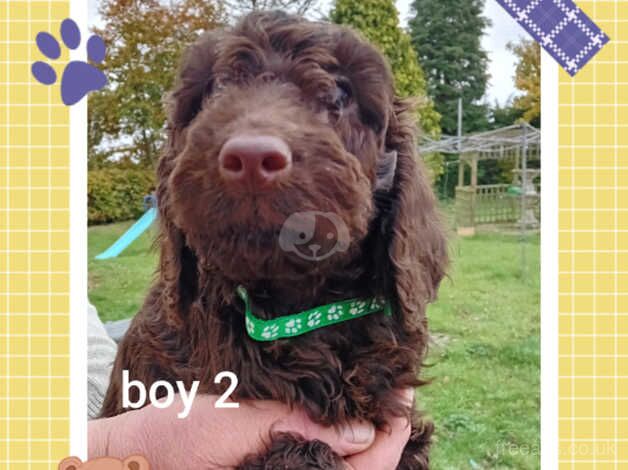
[422,232,539,469]
[88,222,539,469]
[88,221,158,321]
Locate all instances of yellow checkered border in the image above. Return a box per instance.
[1,0,628,467]
[558,1,628,467]
[1,1,71,468]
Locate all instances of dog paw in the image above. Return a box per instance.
[31,18,107,105]
[237,432,344,469]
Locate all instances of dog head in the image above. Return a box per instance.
[158,11,447,329]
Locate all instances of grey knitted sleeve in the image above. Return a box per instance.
[87,303,117,419]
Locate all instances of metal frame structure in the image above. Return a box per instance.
[419,123,541,235]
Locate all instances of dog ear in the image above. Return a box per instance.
[155,33,224,325]
[381,97,448,337]
[165,30,222,130]
[156,126,200,326]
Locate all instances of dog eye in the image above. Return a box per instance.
[333,80,352,109]
[212,76,231,94]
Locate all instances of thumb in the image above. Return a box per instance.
[275,412,375,457]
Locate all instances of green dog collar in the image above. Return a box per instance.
[237,286,392,342]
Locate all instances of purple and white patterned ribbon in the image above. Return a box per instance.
[495,0,609,76]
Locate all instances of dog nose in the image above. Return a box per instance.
[218,135,292,188]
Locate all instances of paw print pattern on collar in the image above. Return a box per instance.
[237,286,392,342]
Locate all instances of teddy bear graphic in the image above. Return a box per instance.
[58,455,150,470]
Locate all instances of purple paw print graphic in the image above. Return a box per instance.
[31,18,107,106]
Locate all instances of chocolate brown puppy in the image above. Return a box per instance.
[101,11,448,469]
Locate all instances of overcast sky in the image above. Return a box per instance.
[89,0,526,105]
[367,0,526,105]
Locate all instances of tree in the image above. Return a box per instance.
[330,0,442,179]
[488,101,524,130]
[225,0,320,16]
[89,0,224,168]
[409,0,490,135]
[509,39,540,127]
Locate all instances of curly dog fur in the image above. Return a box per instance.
[101,11,448,469]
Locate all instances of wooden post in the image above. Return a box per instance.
[471,154,478,188]
[458,158,465,187]
[461,153,478,237]
[456,155,477,237]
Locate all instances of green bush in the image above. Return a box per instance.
[88,167,156,225]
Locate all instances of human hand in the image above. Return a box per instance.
[345,388,414,470]
[89,394,377,469]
